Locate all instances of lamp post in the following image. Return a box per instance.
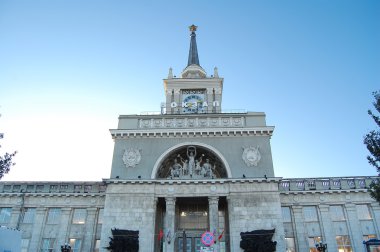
[315,242,327,252]
[61,243,71,252]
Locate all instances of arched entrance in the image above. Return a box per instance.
[151,142,231,179]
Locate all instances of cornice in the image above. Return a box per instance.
[110,126,274,139]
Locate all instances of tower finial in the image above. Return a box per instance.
[189,24,197,32]
[187,24,200,66]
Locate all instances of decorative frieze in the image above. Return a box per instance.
[138,116,245,129]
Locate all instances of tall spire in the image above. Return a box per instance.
[187,24,200,66]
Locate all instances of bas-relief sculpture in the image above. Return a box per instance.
[242,146,261,167]
[122,148,141,168]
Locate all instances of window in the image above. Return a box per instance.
[94,239,100,252]
[22,208,36,223]
[303,206,318,222]
[0,208,12,223]
[330,205,345,221]
[21,238,29,252]
[72,209,87,224]
[97,209,104,224]
[47,208,61,224]
[282,207,292,222]
[308,237,322,252]
[40,238,55,252]
[336,235,352,252]
[285,237,296,252]
[69,238,82,252]
[357,204,372,220]
[363,234,377,241]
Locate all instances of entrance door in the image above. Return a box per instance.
[178,236,202,252]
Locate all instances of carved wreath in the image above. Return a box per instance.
[242,146,261,167]
[122,148,141,168]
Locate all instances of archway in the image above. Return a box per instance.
[151,142,231,179]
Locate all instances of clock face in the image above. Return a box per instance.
[182,93,205,113]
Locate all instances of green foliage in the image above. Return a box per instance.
[364,91,380,202]
[0,151,16,180]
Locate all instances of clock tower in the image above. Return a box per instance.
[163,25,223,114]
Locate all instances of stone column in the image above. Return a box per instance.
[345,203,362,250]
[370,203,380,236]
[318,205,337,252]
[82,208,97,251]
[165,197,176,252]
[29,207,47,251]
[291,206,309,252]
[208,196,219,251]
[9,206,22,229]
[56,208,72,247]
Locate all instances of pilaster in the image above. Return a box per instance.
[9,206,22,229]
[345,203,362,249]
[56,207,72,247]
[29,207,47,251]
[291,205,309,252]
[318,205,337,251]
[208,196,219,251]
[165,197,176,252]
[83,208,98,251]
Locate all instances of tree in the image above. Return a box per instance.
[0,111,17,180]
[364,91,380,202]
[0,151,17,180]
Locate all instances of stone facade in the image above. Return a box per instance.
[0,26,379,252]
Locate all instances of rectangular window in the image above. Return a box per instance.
[330,205,345,221]
[3,185,11,191]
[282,207,292,222]
[22,208,36,223]
[303,206,318,222]
[69,238,82,252]
[97,209,104,224]
[21,238,29,252]
[0,208,12,223]
[285,237,296,252]
[308,237,321,252]
[363,234,377,241]
[40,238,55,252]
[94,239,100,252]
[47,208,61,224]
[336,235,352,252]
[72,209,87,224]
[13,185,21,192]
[357,204,372,220]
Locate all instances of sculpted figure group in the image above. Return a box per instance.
[169,146,215,179]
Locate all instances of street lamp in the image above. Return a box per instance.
[315,242,327,252]
[61,243,71,252]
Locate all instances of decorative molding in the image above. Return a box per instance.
[110,127,274,139]
[138,116,245,129]
[122,148,141,168]
[242,146,261,167]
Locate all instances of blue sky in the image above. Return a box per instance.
[0,0,379,181]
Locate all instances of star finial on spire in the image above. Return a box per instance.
[189,24,197,32]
